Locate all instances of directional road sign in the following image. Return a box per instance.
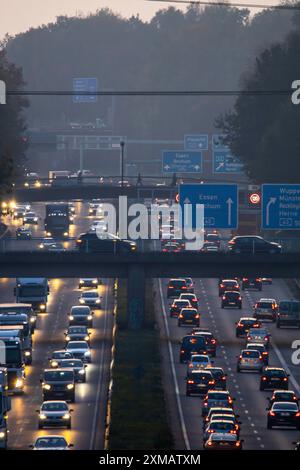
[212,134,229,151]
[162,151,202,173]
[179,183,238,229]
[213,150,244,174]
[262,184,300,229]
[73,78,98,103]
[184,135,208,151]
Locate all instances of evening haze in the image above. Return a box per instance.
[1,0,282,40]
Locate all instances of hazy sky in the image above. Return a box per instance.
[1,1,188,39]
[1,0,284,40]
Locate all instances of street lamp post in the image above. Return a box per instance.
[120,140,125,190]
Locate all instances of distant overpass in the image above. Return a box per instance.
[13,184,176,202]
[0,251,296,328]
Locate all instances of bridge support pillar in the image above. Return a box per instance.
[127,264,145,330]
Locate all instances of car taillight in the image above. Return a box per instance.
[228,240,235,245]
[207,441,213,446]
[259,356,263,361]
[211,339,216,344]
[180,350,185,354]
[181,286,187,290]
[262,352,268,355]
[162,249,167,252]
[239,297,242,301]
[228,398,233,404]
[208,380,215,385]
[239,355,242,360]
[220,284,224,288]
[171,304,175,308]
[169,286,174,289]
[222,296,226,300]
[264,337,268,341]
[195,314,200,319]
[207,429,214,434]
[187,380,194,384]
[179,314,183,318]
[230,430,237,434]
[235,424,239,430]
[295,412,300,417]
[243,278,248,281]
[293,396,297,401]
[269,411,275,416]
[222,376,226,381]
[235,441,241,447]
[262,377,267,381]
[283,377,288,382]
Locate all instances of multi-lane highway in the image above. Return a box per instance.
[0,201,114,449]
[158,277,300,450]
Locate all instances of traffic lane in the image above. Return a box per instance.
[2,277,113,449]
[1,201,89,251]
[160,278,297,450]
[160,279,249,450]
[202,278,299,450]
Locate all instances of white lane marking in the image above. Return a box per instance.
[159,279,190,450]
[89,280,109,450]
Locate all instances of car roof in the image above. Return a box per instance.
[273,390,295,395]
[272,401,298,408]
[258,298,276,302]
[239,317,257,321]
[265,367,285,371]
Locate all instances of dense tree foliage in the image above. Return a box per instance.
[3,6,298,173]
[217,29,300,183]
[0,48,28,195]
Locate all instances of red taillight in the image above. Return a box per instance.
[262,377,267,381]
[169,286,174,289]
[222,376,226,381]
[243,278,248,282]
[180,350,185,354]
[264,337,268,341]
[239,355,243,360]
[208,380,215,385]
[195,314,200,319]
[235,441,241,447]
[239,297,242,301]
[179,314,183,318]
[295,412,300,417]
[211,339,216,344]
[220,284,224,288]
[187,380,194,384]
[262,352,268,355]
[293,396,297,401]
[228,398,233,404]
[222,296,226,300]
[162,248,167,252]
[269,411,275,416]
[181,286,187,290]
[230,430,237,434]
[283,377,288,382]
[171,304,175,308]
[207,429,214,434]
[228,240,235,245]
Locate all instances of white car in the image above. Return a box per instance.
[187,354,212,371]
[37,401,73,429]
[66,341,91,363]
[23,211,38,224]
[31,435,73,450]
[79,290,101,307]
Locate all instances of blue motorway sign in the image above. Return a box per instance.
[179,183,238,229]
[262,184,300,229]
[184,135,208,151]
[212,134,229,151]
[213,150,244,174]
[162,151,202,173]
[73,78,98,103]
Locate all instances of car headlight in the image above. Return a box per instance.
[30,317,36,323]
[69,316,74,321]
[34,218,38,222]
[79,280,84,284]
[39,414,47,420]
[15,378,24,388]
[0,432,6,439]
[84,351,91,356]
[79,299,85,304]
[67,383,74,390]
[95,299,100,304]
[63,232,69,237]
[78,369,85,375]
[51,361,58,368]
[43,384,51,390]
[25,351,31,357]
[63,413,71,420]
[84,336,89,341]
[66,336,71,342]
[87,315,93,321]
[40,304,46,310]
[46,232,52,237]
[92,280,97,284]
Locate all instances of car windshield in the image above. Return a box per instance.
[273,403,298,411]
[257,302,273,308]
[83,292,98,298]
[41,402,68,411]
[242,350,260,358]
[60,359,83,368]
[208,393,229,400]
[68,342,87,349]
[35,437,67,448]
[267,369,285,377]
[68,327,86,334]
[52,352,69,359]
[44,370,73,381]
[169,280,186,288]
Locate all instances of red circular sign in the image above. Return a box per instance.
[249,193,261,204]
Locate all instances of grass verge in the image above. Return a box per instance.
[109,279,174,450]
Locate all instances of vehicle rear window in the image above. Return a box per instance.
[182,336,206,348]
[257,302,273,308]
[267,369,285,377]
[208,393,229,400]
[169,280,186,288]
[242,350,260,358]
[273,403,297,411]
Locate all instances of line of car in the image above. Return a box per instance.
[167,274,300,450]
[30,278,102,450]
